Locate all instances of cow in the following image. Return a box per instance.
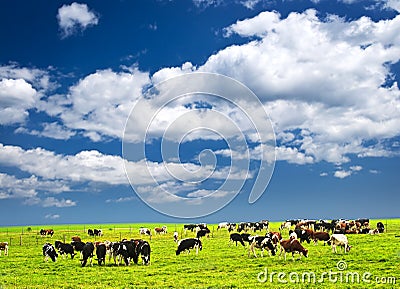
[312,232,330,245]
[229,233,245,246]
[43,243,58,262]
[93,229,103,237]
[240,233,252,244]
[183,224,197,232]
[279,221,291,231]
[0,242,9,256]
[289,230,297,240]
[176,238,202,255]
[108,242,121,264]
[81,242,95,267]
[237,222,251,233]
[377,222,385,233]
[55,240,75,259]
[294,228,312,243]
[266,232,281,249]
[116,240,136,266]
[328,234,351,253]
[40,229,54,237]
[279,239,308,261]
[88,229,94,236]
[173,232,179,243]
[71,236,81,242]
[96,243,107,265]
[139,228,152,236]
[227,223,237,232]
[71,241,85,257]
[154,226,167,235]
[217,222,229,230]
[249,236,276,258]
[196,228,210,239]
[135,239,151,265]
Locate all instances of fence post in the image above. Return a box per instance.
[20,235,22,246]
[9,237,12,246]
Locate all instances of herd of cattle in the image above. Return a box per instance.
[0,219,386,266]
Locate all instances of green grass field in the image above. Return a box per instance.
[0,220,399,288]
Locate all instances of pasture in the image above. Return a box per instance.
[0,220,399,288]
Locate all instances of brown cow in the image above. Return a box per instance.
[279,239,308,261]
[71,236,81,242]
[313,232,330,245]
[0,242,8,256]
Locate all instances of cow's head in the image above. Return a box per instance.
[346,245,352,252]
[302,248,309,258]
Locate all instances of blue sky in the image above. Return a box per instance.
[1,0,400,226]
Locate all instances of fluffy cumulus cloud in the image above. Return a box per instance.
[200,9,400,164]
[57,2,99,38]
[0,63,55,125]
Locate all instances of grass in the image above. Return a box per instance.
[0,220,399,288]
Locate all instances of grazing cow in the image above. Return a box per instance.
[117,240,136,266]
[43,243,58,262]
[217,222,229,230]
[154,226,167,235]
[71,241,85,257]
[229,233,245,246]
[377,222,385,233]
[369,229,380,235]
[81,242,95,267]
[280,239,308,261]
[240,233,252,244]
[294,229,312,243]
[227,223,237,232]
[71,236,81,242]
[329,234,351,253]
[109,242,121,264]
[88,229,94,236]
[96,243,107,265]
[289,230,297,240]
[93,229,103,237]
[249,236,276,258]
[266,232,281,249]
[237,222,251,233]
[183,224,197,232]
[313,232,330,245]
[139,228,152,236]
[40,229,54,237]
[196,228,210,239]
[173,232,179,243]
[0,242,9,256]
[176,238,202,255]
[279,221,291,231]
[55,240,75,259]
[135,239,151,265]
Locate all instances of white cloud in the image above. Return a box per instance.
[240,0,261,10]
[0,78,37,125]
[57,2,99,38]
[105,196,136,203]
[350,165,363,171]
[201,9,400,164]
[59,68,150,141]
[15,122,76,140]
[369,169,380,174]
[45,214,60,219]
[334,169,352,178]
[25,197,76,208]
[320,172,328,177]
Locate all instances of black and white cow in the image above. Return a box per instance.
[81,242,95,267]
[94,229,103,237]
[117,240,136,266]
[196,228,210,239]
[229,233,245,246]
[249,236,276,258]
[96,243,107,265]
[135,239,151,265]
[43,243,58,262]
[183,224,197,232]
[71,241,85,258]
[55,240,75,259]
[240,233,252,244]
[377,222,385,233]
[176,238,202,255]
[139,228,152,236]
[173,232,179,243]
[294,228,312,243]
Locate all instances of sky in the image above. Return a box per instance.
[0,0,400,226]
